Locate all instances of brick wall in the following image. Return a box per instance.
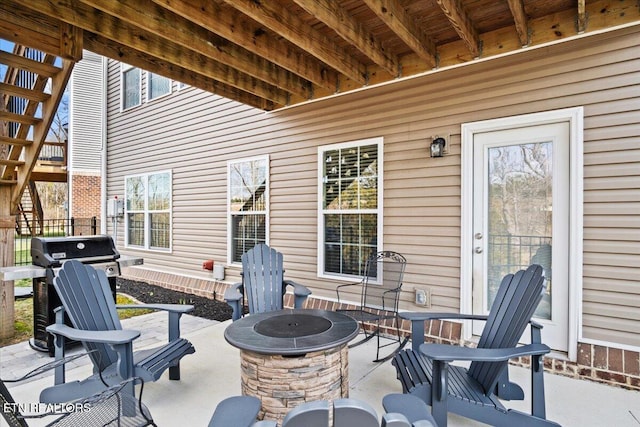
[71,174,101,218]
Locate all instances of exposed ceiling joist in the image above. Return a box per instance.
[293,0,399,77]
[507,0,530,46]
[1,0,637,112]
[81,0,311,100]
[224,0,369,86]
[434,0,481,58]
[363,0,437,69]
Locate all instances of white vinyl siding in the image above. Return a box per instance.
[105,25,640,349]
[69,50,104,172]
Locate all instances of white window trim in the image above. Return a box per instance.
[146,71,172,102]
[226,155,270,265]
[317,137,384,281]
[120,63,141,112]
[460,107,583,362]
[124,170,173,253]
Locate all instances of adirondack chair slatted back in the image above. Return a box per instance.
[242,244,285,314]
[468,264,546,393]
[361,251,406,312]
[53,261,121,371]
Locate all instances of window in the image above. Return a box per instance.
[228,157,268,263]
[121,64,141,110]
[147,72,171,100]
[318,138,383,278]
[125,171,171,251]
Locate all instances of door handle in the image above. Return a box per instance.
[474,246,483,254]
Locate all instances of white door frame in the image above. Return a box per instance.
[460,107,584,361]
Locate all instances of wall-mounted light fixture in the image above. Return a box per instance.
[430,136,446,158]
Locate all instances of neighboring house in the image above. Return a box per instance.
[102,24,639,390]
[68,50,104,221]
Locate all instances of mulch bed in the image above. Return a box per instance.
[116,277,233,322]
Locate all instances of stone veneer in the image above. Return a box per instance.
[121,268,640,392]
[241,346,349,426]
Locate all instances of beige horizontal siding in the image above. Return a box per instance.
[106,24,640,348]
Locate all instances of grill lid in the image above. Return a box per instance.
[31,235,120,267]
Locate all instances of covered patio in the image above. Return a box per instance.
[2,1,640,426]
[3,311,640,426]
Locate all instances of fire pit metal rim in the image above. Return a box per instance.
[224,308,359,355]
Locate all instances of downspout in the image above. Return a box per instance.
[100,56,108,234]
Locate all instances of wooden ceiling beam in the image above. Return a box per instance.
[292,0,399,77]
[362,0,437,69]
[19,0,288,105]
[84,32,277,111]
[151,0,339,91]
[507,0,529,46]
[434,0,481,58]
[0,6,62,56]
[223,0,368,86]
[79,0,311,100]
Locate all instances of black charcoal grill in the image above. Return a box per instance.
[30,235,142,354]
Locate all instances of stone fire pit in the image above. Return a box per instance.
[224,309,359,425]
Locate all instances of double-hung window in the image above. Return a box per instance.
[228,157,268,263]
[121,64,141,110]
[125,171,172,251]
[319,138,383,278]
[147,72,171,100]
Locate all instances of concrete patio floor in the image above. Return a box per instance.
[2,311,639,426]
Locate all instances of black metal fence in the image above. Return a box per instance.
[14,217,100,266]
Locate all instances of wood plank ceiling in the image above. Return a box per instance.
[1,0,639,111]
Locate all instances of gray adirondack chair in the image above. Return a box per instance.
[336,251,408,362]
[391,264,561,427]
[224,244,311,321]
[250,397,437,427]
[41,260,195,403]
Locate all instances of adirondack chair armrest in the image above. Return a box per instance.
[283,279,312,309]
[224,282,244,321]
[420,342,551,363]
[46,323,141,345]
[400,312,489,350]
[400,312,489,322]
[283,279,312,297]
[223,282,244,301]
[116,303,194,314]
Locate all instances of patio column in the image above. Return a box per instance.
[0,186,15,339]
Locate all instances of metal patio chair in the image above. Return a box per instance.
[42,260,195,403]
[1,353,155,427]
[336,251,408,362]
[224,244,311,321]
[391,264,561,427]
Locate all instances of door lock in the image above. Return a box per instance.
[474,233,483,240]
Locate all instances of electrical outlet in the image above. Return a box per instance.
[415,288,431,308]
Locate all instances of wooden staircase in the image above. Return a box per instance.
[0,42,76,225]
